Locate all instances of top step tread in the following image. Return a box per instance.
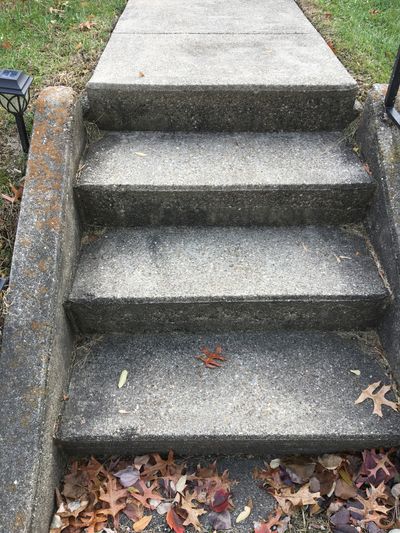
[78,131,372,190]
[88,32,356,90]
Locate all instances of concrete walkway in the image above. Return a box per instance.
[87,0,357,131]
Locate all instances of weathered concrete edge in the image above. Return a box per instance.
[357,84,400,382]
[0,87,85,532]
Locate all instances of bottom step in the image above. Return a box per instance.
[57,331,400,455]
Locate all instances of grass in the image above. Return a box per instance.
[0,0,126,332]
[0,0,127,275]
[0,0,399,323]
[299,0,400,96]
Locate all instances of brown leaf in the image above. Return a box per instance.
[1,184,23,204]
[138,71,145,78]
[129,480,163,509]
[79,20,96,31]
[335,478,358,500]
[133,515,152,532]
[99,473,128,527]
[180,492,207,531]
[355,381,398,417]
[1,40,12,49]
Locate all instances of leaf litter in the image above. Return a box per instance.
[53,448,400,532]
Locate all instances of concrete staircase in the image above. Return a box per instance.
[57,0,399,456]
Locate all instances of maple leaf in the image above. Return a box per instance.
[195,344,227,368]
[129,480,163,509]
[180,492,207,531]
[355,382,398,417]
[99,474,128,527]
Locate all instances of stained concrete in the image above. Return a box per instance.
[66,226,388,333]
[0,88,85,533]
[76,131,374,226]
[357,85,400,383]
[58,331,400,455]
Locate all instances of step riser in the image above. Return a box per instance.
[58,435,400,457]
[87,88,357,132]
[66,299,388,334]
[76,186,374,227]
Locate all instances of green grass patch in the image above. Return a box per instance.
[0,0,126,90]
[299,0,399,94]
[0,0,127,282]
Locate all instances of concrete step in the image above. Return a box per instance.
[76,131,374,227]
[66,226,389,333]
[86,0,357,131]
[57,330,400,455]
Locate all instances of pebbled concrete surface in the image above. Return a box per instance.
[58,330,400,455]
[76,131,374,226]
[66,226,388,333]
[114,0,315,34]
[87,30,357,130]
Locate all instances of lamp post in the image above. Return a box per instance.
[0,69,33,154]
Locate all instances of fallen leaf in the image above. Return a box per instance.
[99,474,128,527]
[134,152,147,157]
[318,454,343,471]
[133,515,152,532]
[166,505,185,533]
[1,40,12,49]
[335,478,358,499]
[236,498,253,523]
[350,370,361,376]
[138,71,145,77]
[1,184,23,203]
[79,20,96,30]
[129,480,163,509]
[211,488,231,513]
[114,466,140,487]
[355,382,398,417]
[118,369,128,389]
[181,492,207,530]
[196,344,227,368]
[208,510,232,530]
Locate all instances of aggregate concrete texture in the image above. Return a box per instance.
[58,330,400,455]
[86,0,357,130]
[76,131,374,226]
[66,226,388,333]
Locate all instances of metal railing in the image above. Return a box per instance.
[385,46,400,128]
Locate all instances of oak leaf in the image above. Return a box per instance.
[355,382,398,417]
[180,492,206,531]
[129,480,163,509]
[99,474,128,526]
[195,344,227,368]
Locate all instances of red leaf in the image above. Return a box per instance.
[211,488,230,513]
[166,506,185,533]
